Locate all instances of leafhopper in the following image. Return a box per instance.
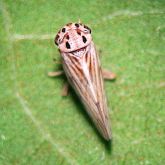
[49,22,116,140]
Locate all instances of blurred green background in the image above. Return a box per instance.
[0,0,165,165]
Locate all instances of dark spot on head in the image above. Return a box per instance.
[55,35,60,45]
[62,28,66,33]
[75,23,79,28]
[82,36,87,43]
[66,42,71,49]
[66,35,70,40]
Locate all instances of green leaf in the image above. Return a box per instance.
[0,0,165,164]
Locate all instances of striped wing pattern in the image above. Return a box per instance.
[62,41,112,140]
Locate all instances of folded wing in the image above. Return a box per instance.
[62,41,112,140]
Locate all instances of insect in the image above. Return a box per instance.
[49,22,116,140]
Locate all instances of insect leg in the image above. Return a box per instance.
[61,82,69,96]
[48,71,64,77]
[48,71,69,96]
[102,69,116,80]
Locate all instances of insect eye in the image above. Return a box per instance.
[55,40,58,45]
[84,25,91,34]
[84,29,89,33]
[55,34,60,45]
[58,38,62,43]
[83,28,91,34]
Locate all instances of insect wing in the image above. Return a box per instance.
[61,41,112,140]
